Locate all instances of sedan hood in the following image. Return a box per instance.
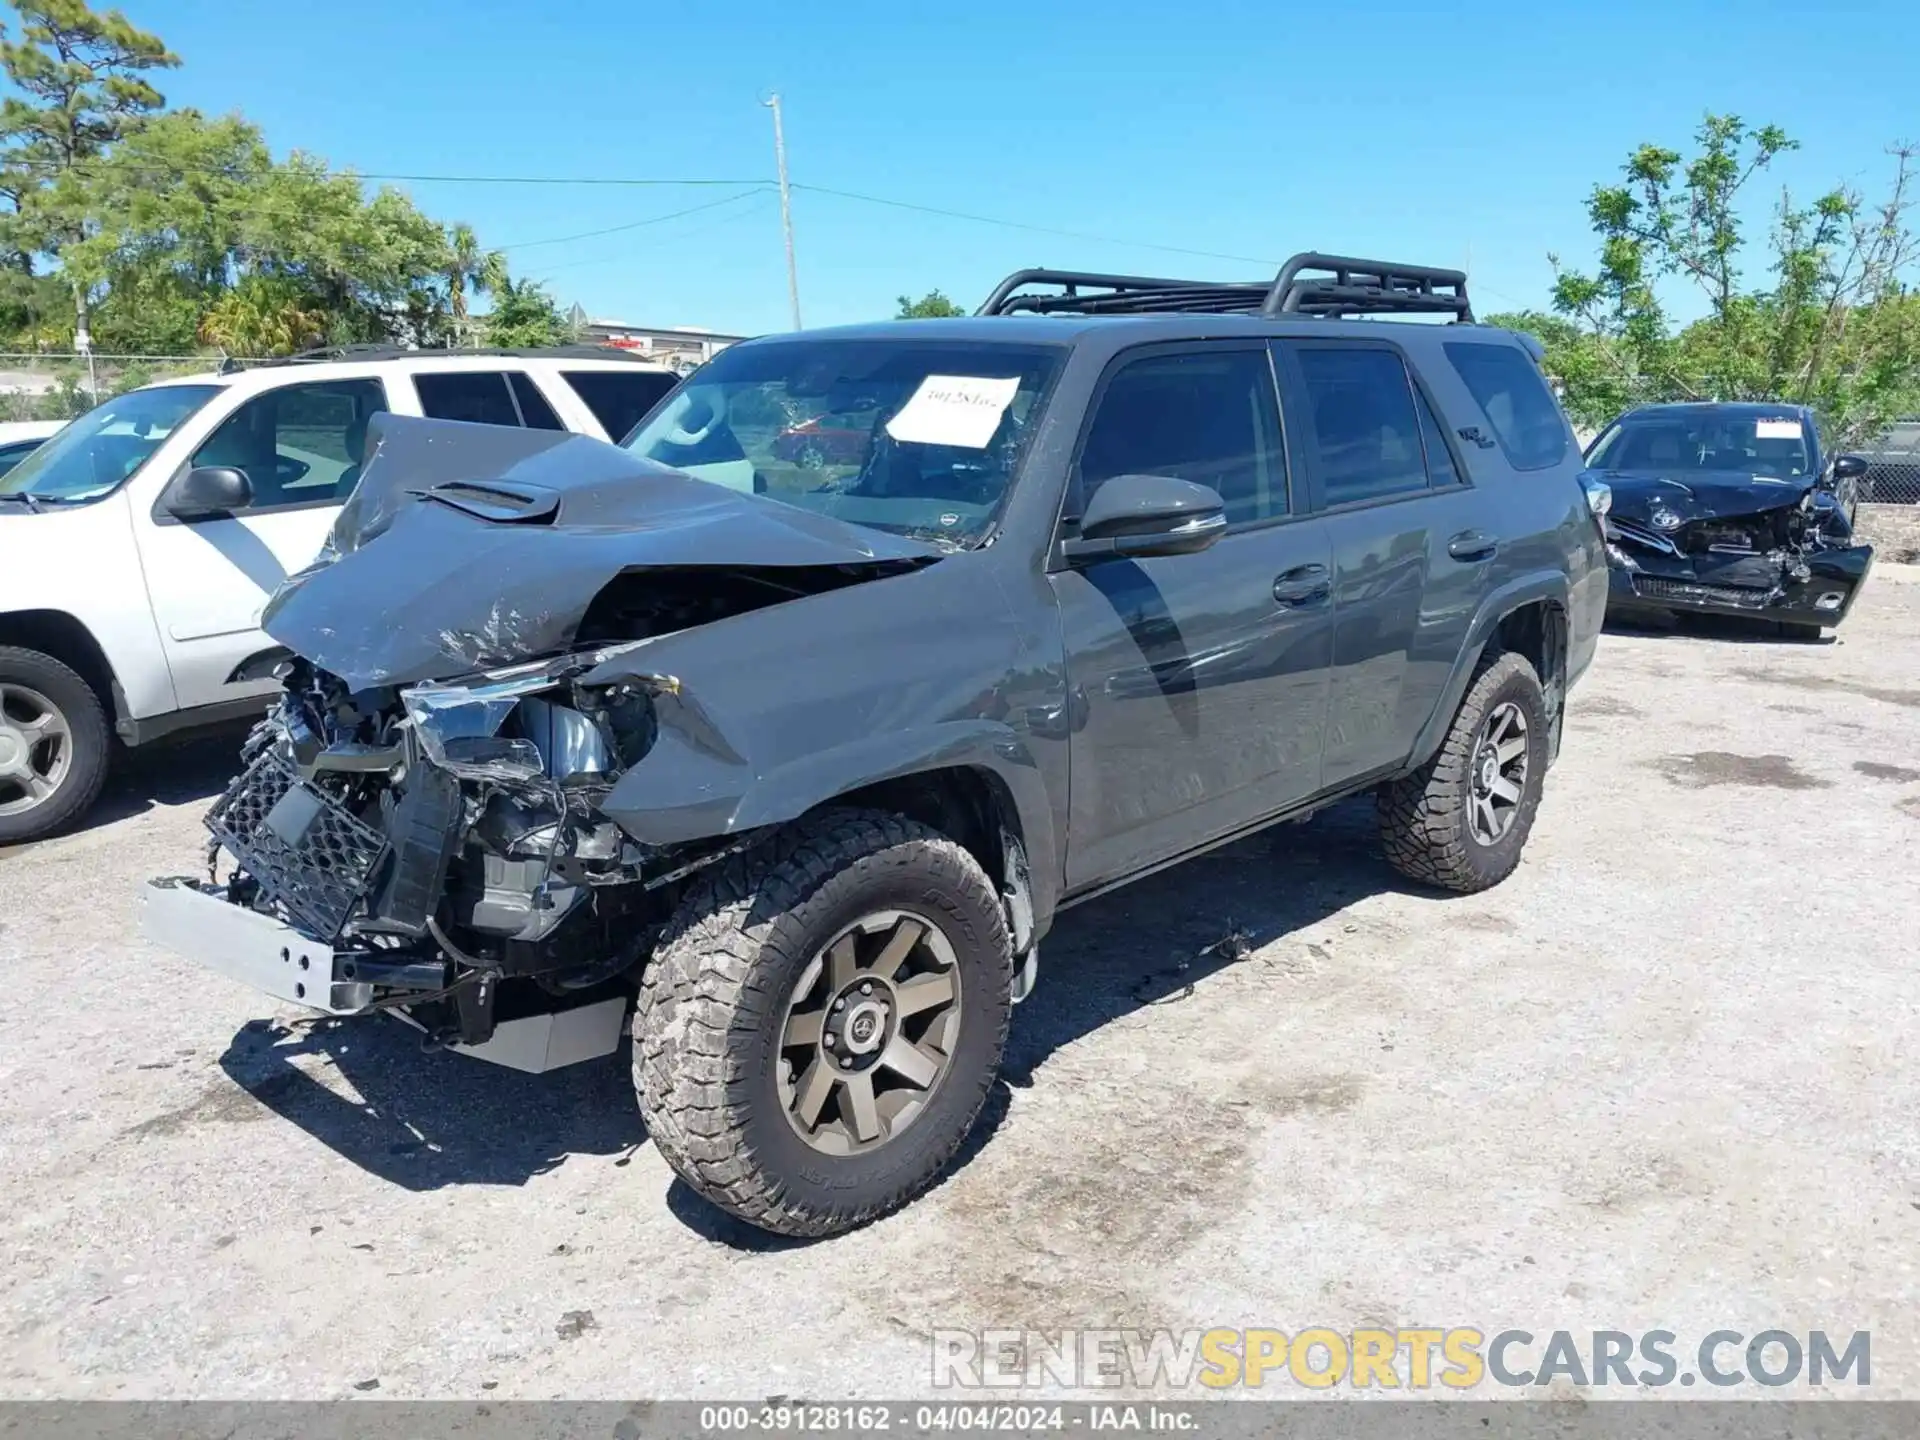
[263,413,941,689]
[1592,467,1817,524]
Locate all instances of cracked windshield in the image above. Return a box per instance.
[622,339,1060,547]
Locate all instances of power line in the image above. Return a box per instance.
[525,194,778,279]
[497,188,769,251]
[789,183,1281,269]
[2,157,769,187]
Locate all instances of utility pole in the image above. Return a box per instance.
[763,92,802,330]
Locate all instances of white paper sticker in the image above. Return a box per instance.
[884,375,1021,449]
[1755,419,1803,439]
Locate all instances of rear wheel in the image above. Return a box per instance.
[0,646,110,845]
[1377,650,1547,894]
[634,808,1012,1237]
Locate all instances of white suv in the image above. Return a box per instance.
[0,347,679,842]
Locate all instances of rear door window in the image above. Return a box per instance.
[414,371,523,427]
[1280,344,1427,508]
[562,369,680,442]
[1443,341,1569,470]
[508,372,567,430]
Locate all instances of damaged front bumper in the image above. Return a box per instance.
[139,876,628,1072]
[1604,522,1874,628]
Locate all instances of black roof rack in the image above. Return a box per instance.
[225,343,666,370]
[978,251,1473,322]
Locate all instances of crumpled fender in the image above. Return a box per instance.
[578,561,1065,926]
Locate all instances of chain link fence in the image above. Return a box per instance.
[1859,420,1920,505]
[0,352,232,423]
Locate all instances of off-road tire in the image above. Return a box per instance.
[1377,650,1547,894]
[634,807,1012,1238]
[0,645,110,845]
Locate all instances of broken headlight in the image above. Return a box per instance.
[403,670,555,782]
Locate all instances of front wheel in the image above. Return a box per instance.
[0,646,110,845]
[634,808,1012,1237]
[1377,650,1547,894]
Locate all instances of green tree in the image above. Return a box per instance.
[445,220,506,341]
[481,273,567,348]
[0,0,178,342]
[1537,115,1920,448]
[896,289,965,319]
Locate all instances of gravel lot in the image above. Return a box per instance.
[3,572,1918,1402]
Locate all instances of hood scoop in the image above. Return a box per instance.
[415,480,561,524]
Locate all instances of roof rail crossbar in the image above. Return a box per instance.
[1265,252,1473,321]
[978,253,1473,322]
[978,269,1273,317]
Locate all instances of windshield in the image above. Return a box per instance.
[621,338,1062,547]
[1586,411,1812,481]
[0,384,221,502]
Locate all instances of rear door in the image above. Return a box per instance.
[1050,342,1335,890]
[1274,339,1480,786]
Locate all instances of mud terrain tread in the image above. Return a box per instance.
[1377,650,1542,894]
[634,807,1008,1237]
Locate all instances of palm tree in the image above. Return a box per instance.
[446,223,506,344]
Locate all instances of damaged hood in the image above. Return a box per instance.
[1591,467,1818,524]
[263,413,941,689]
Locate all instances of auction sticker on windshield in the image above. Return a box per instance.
[885,375,1021,448]
[1755,419,1804,439]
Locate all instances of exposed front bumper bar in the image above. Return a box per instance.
[138,876,629,1072]
[140,877,376,1014]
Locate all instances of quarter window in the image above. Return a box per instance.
[190,379,389,509]
[1079,348,1286,525]
[1289,346,1426,506]
[1443,340,1569,470]
[1414,383,1461,488]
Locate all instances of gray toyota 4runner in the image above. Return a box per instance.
[143,253,1609,1237]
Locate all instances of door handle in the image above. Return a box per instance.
[1273,563,1331,606]
[1447,530,1499,562]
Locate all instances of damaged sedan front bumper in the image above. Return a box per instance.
[1606,540,1874,626]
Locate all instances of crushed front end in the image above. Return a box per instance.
[1604,486,1873,629]
[141,651,741,1072]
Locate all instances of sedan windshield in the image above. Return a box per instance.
[0,384,220,502]
[1586,412,1812,480]
[622,338,1061,547]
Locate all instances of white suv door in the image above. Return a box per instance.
[133,376,392,710]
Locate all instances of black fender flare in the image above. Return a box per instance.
[1407,570,1571,772]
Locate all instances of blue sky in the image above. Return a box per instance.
[137,0,1916,337]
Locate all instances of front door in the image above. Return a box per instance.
[1049,343,1335,891]
[136,377,391,709]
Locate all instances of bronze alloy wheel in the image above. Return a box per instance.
[1465,700,1529,845]
[777,908,964,1155]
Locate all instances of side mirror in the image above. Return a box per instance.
[1061,474,1227,562]
[162,465,253,520]
[1830,453,1868,482]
